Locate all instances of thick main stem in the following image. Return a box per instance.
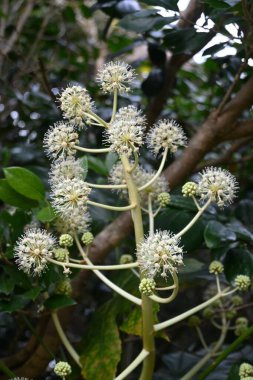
[120,155,155,380]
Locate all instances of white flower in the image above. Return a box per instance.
[51,178,91,216]
[54,209,91,235]
[43,121,79,160]
[14,229,56,276]
[147,119,187,155]
[197,167,238,207]
[49,157,85,186]
[137,231,183,279]
[97,61,135,94]
[105,106,145,156]
[59,85,93,128]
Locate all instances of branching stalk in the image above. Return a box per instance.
[138,148,168,191]
[47,257,138,271]
[87,199,136,211]
[86,182,127,189]
[74,145,110,154]
[114,349,149,380]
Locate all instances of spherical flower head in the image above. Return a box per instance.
[147,119,187,155]
[97,61,135,94]
[197,167,238,207]
[239,363,253,378]
[54,209,91,235]
[209,260,224,275]
[188,315,201,327]
[231,295,243,306]
[59,234,73,247]
[182,182,198,197]
[120,254,133,264]
[43,121,79,160]
[234,275,251,291]
[137,230,183,279]
[226,309,237,320]
[49,157,85,186]
[59,85,93,128]
[158,192,171,207]
[81,231,94,246]
[14,229,56,276]
[236,317,249,327]
[202,307,214,319]
[54,361,72,377]
[139,278,156,296]
[105,106,145,157]
[56,279,72,296]
[54,247,69,262]
[51,178,91,217]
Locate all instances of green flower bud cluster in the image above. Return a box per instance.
[225,309,237,320]
[157,192,171,207]
[239,363,253,379]
[54,361,72,377]
[188,315,201,327]
[56,279,72,296]
[59,234,73,247]
[235,275,251,291]
[235,317,249,336]
[54,247,69,262]
[119,254,133,264]
[139,278,156,296]
[209,260,224,275]
[182,182,197,197]
[81,231,94,246]
[202,307,214,319]
[231,295,243,306]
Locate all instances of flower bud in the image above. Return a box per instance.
[209,260,224,275]
[234,275,251,291]
[239,363,253,378]
[81,232,94,246]
[54,361,72,377]
[231,295,243,306]
[158,192,171,207]
[139,278,156,296]
[188,315,201,327]
[120,254,133,264]
[202,307,214,319]
[59,234,74,247]
[236,317,249,327]
[56,279,72,296]
[182,182,197,197]
[225,309,237,320]
[54,247,69,262]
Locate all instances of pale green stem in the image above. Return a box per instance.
[153,205,162,218]
[182,308,229,380]
[51,311,81,367]
[154,289,231,332]
[128,142,139,174]
[192,195,201,210]
[86,182,127,189]
[138,148,168,191]
[74,234,142,306]
[87,199,136,211]
[196,326,209,351]
[115,349,149,380]
[155,285,176,291]
[149,271,179,304]
[148,194,154,237]
[175,197,212,238]
[74,145,110,154]
[86,110,108,128]
[110,89,118,123]
[216,274,221,294]
[47,257,138,271]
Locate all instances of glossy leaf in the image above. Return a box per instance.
[44,294,76,309]
[204,221,237,249]
[224,246,253,282]
[36,205,56,222]
[0,179,38,209]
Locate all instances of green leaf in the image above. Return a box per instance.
[44,294,76,310]
[0,295,30,312]
[120,306,142,336]
[0,179,38,209]
[87,156,108,176]
[0,275,15,295]
[224,246,253,282]
[23,286,41,301]
[80,306,121,380]
[36,205,56,222]
[105,152,118,171]
[179,258,204,275]
[204,221,237,249]
[4,167,45,200]
[142,0,179,11]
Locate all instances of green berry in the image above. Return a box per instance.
[119,254,133,264]
[239,363,253,378]
[157,192,171,207]
[235,275,251,291]
[209,260,224,275]
[54,361,72,377]
[182,182,198,197]
[188,315,201,327]
[231,295,243,306]
[56,279,72,296]
[81,231,94,246]
[139,278,156,296]
[54,247,69,262]
[59,234,73,247]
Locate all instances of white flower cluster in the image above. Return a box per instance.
[14,229,56,275]
[54,209,91,235]
[50,178,91,217]
[147,119,187,155]
[197,167,238,207]
[59,85,93,128]
[49,157,85,186]
[105,106,145,156]
[43,121,79,160]
[97,61,135,94]
[137,231,183,279]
